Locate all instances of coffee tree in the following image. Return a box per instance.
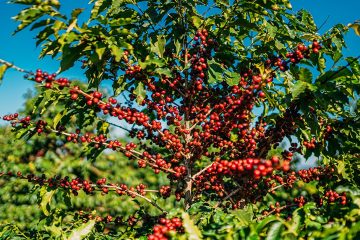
[1,0,360,239]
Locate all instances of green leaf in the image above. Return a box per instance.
[30,18,54,30]
[151,35,166,58]
[110,45,124,62]
[155,68,172,77]
[266,222,283,240]
[95,43,106,60]
[0,65,9,84]
[91,0,105,19]
[208,59,224,84]
[39,187,55,216]
[53,109,67,129]
[317,57,326,73]
[346,57,360,77]
[13,7,43,33]
[337,159,351,181]
[298,68,313,83]
[256,216,278,232]
[98,121,110,134]
[68,220,96,240]
[134,82,146,105]
[182,212,202,240]
[275,40,285,51]
[287,208,304,234]
[70,8,84,20]
[45,224,62,237]
[139,57,165,70]
[158,36,166,57]
[233,205,254,226]
[175,40,182,55]
[191,15,203,28]
[265,21,277,39]
[348,23,360,36]
[291,81,316,99]
[262,89,278,109]
[60,44,86,72]
[15,128,29,139]
[225,71,240,86]
[112,76,127,96]
[230,131,238,142]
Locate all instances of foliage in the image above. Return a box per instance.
[0,0,360,239]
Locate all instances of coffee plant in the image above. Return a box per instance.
[0,0,359,239]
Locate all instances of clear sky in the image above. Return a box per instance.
[0,0,359,119]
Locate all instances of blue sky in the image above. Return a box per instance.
[0,0,359,119]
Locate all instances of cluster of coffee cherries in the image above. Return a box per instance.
[3,114,48,135]
[263,189,347,216]
[4,172,152,199]
[265,166,335,192]
[266,40,321,71]
[297,166,335,183]
[303,137,317,150]
[258,104,301,154]
[77,210,123,224]
[2,114,31,128]
[323,125,333,140]
[204,156,280,180]
[288,142,301,154]
[148,217,183,240]
[85,91,103,106]
[323,190,347,205]
[188,28,218,91]
[159,185,171,199]
[34,119,48,135]
[32,70,162,137]
[34,69,69,89]
[262,202,282,216]
[125,65,142,79]
[193,28,218,49]
[2,113,18,121]
[294,195,306,207]
[311,40,322,54]
[77,210,139,228]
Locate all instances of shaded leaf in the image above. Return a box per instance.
[298,68,313,83]
[53,109,67,128]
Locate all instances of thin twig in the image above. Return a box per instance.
[317,15,330,31]
[256,204,297,221]
[319,55,360,84]
[192,162,213,178]
[268,183,287,193]
[95,184,165,213]
[45,127,177,174]
[214,187,243,208]
[0,58,33,74]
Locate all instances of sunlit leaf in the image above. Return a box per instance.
[182,212,202,240]
[68,220,96,240]
[0,65,9,84]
